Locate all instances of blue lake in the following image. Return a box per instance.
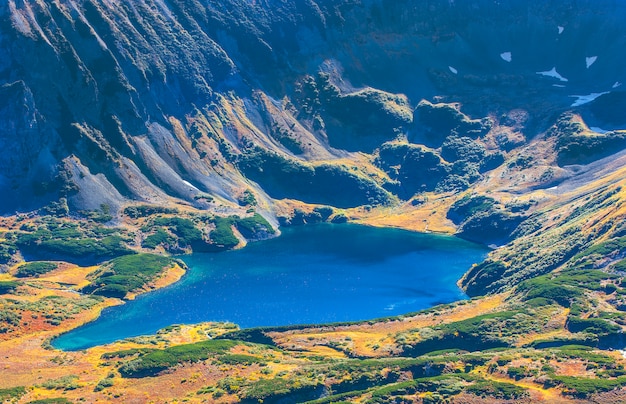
[52,224,488,351]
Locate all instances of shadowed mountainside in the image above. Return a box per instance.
[1,0,626,214]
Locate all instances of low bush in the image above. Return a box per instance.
[83,254,174,298]
[15,262,58,278]
[119,340,237,377]
[0,281,20,294]
[466,380,527,399]
[0,386,27,401]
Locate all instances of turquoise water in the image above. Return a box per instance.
[52,224,487,351]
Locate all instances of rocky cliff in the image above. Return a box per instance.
[1,0,625,213]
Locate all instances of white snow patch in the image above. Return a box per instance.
[570,91,609,107]
[586,56,597,69]
[536,67,568,82]
[500,52,512,62]
[448,66,458,74]
[552,84,566,88]
[558,26,564,34]
[620,350,626,359]
[590,127,609,134]
[613,82,622,88]
[182,180,199,190]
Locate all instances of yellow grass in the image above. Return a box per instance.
[39,264,99,289]
[481,371,568,402]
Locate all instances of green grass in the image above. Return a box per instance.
[0,280,20,294]
[119,339,238,377]
[210,217,239,248]
[517,269,615,307]
[551,375,626,397]
[40,375,80,390]
[233,214,275,239]
[14,220,132,262]
[83,254,174,298]
[141,228,175,249]
[0,242,17,264]
[0,386,27,402]
[218,354,265,366]
[573,236,626,261]
[243,377,320,402]
[27,399,73,404]
[94,377,114,392]
[566,316,621,335]
[465,380,527,399]
[152,217,203,247]
[101,348,155,359]
[15,262,58,278]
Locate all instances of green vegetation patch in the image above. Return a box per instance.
[551,375,626,398]
[218,354,265,366]
[83,254,175,299]
[101,348,156,360]
[242,376,321,402]
[0,280,20,294]
[141,228,176,249]
[209,217,239,248]
[209,214,275,248]
[13,218,131,263]
[27,399,73,404]
[15,262,58,278]
[518,269,614,308]
[0,386,27,402]
[119,339,238,377]
[403,311,519,356]
[39,375,80,390]
[152,217,203,247]
[233,214,275,239]
[465,380,527,400]
[123,205,179,219]
[0,242,17,264]
[566,316,621,335]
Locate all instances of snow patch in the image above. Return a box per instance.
[500,52,512,62]
[448,66,458,74]
[613,82,622,88]
[552,84,566,88]
[570,92,609,107]
[536,67,568,82]
[586,56,597,69]
[182,180,199,191]
[558,26,564,34]
[590,127,609,134]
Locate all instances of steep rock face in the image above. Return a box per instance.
[0,0,625,229]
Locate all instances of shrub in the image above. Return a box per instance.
[123,205,178,219]
[152,217,203,246]
[119,340,237,377]
[83,254,174,298]
[0,386,27,401]
[15,262,58,278]
[219,354,265,366]
[94,377,114,392]
[466,380,527,399]
[551,376,626,397]
[0,281,20,294]
[210,217,239,248]
[234,214,275,239]
[141,228,175,249]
